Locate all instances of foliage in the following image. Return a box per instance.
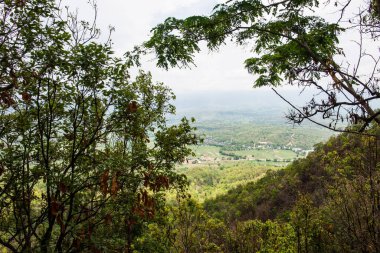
[141,0,380,250]
[134,198,297,253]
[134,128,380,252]
[204,131,379,223]
[202,129,380,252]
[134,199,225,253]
[3,1,380,252]
[0,0,58,94]
[171,161,281,203]
[0,1,198,252]
[145,0,380,132]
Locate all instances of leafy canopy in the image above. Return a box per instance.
[145,0,380,132]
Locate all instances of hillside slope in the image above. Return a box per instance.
[135,129,380,253]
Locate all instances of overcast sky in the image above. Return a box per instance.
[64,0,370,97]
[64,0,264,94]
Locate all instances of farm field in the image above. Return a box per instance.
[195,120,333,150]
[169,118,334,203]
[191,145,225,158]
[223,149,298,160]
[189,145,299,162]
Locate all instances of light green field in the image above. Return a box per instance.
[189,145,298,161]
[229,149,298,160]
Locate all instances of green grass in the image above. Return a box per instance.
[191,145,225,158]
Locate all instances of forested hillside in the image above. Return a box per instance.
[135,128,380,253]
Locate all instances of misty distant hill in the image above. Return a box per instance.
[170,88,317,124]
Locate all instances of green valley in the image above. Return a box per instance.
[170,120,333,203]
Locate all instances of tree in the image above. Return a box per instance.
[134,198,227,253]
[0,1,198,252]
[0,0,62,95]
[145,0,380,133]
